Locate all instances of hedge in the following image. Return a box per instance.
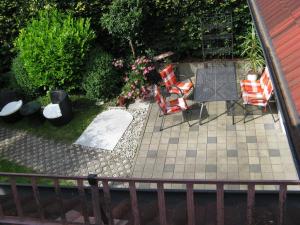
[0,0,251,82]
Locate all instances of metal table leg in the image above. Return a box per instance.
[199,102,204,125]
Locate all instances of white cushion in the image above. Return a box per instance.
[43,104,62,119]
[247,74,258,81]
[0,100,23,117]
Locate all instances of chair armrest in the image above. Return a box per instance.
[178,74,194,87]
[170,84,184,97]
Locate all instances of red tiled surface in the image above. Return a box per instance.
[257,0,300,114]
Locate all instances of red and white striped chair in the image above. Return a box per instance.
[154,85,191,130]
[159,64,194,97]
[240,67,276,122]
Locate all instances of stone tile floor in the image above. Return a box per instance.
[132,101,300,190]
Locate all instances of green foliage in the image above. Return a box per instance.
[1,0,252,73]
[240,24,265,73]
[101,0,143,57]
[142,0,251,58]
[14,8,95,93]
[120,56,154,101]
[12,55,37,97]
[83,49,122,101]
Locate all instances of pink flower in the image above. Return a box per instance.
[127,92,132,97]
[143,68,149,75]
[148,66,155,71]
[124,76,129,82]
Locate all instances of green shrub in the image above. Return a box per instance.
[240,24,264,73]
[11,55,37,97]
[82,50,122,101]
[14,8,95,93]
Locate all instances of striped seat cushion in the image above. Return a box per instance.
[160,64,193,95]
[240,67,273,107]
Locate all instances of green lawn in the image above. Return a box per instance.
[0,95,105,144]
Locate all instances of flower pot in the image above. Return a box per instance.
[247,73,258,81]
[117,96,126,107]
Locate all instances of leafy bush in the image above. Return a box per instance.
[240,24,264,73]
[11,55,37,97]
[101,0,143,58]
[82,49,122,101]
[14,8,95,93]
[119,56,155,102]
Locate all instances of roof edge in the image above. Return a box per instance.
[247,0,300,126]
[247,0,300,166]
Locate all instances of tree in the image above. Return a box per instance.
[101,0,143,58]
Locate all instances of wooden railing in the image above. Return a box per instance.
[0,172,299,225]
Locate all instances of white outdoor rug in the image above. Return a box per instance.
[75,109,133,150]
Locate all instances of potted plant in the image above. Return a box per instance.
[240,24,265,80]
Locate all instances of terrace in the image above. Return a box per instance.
[0,0,300,224]
[132,61,299,190]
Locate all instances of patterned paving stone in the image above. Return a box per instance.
[246,136,257,143]
[164,164,175,172]
[169,138,179,144]
[206,165,217,173]
[207,137,217,143]
[147,150,158,158]
[268,149,280,157]
[264,124,275,130]
[0,107,146,178]
[227,150,238,157]
[186,150,197,157]
[249,164,261,173]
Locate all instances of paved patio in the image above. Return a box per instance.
[132,62,299,190]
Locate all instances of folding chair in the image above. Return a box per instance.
[154,85,192,131]
[159,64,194,97]
[240,67,276,122]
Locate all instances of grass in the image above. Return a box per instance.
[0,157,74,186]
[0,95,106,144]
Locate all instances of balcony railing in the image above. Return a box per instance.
[0,172,298,225]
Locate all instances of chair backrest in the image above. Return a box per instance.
[154,85,167,114]
[259,67,273,101]
[159,65,177,90]
[50,90,67,104]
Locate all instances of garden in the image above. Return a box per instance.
[0,0,265,177]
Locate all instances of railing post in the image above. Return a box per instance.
[216,183,224,225]
[278,184,287,225]
[186,183,195,225]
[157,182,167,225]
[88,174,104,225]
[10,177,23,218]
[31,177,45,221]
[102,180,114,225]
[54,178,66,224]
[129,181,140,225]
[77,179,89,224]
[247,184,255,225]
